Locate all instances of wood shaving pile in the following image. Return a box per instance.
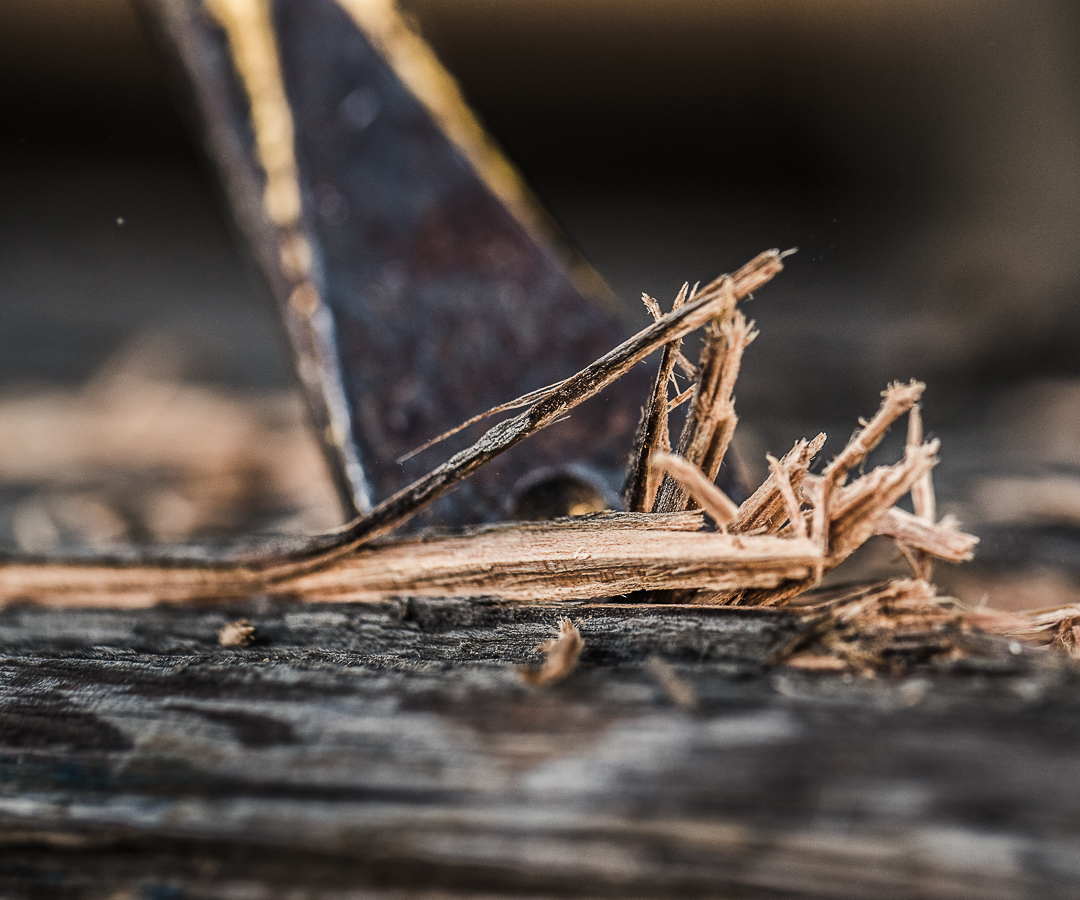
[3,248,1078,672]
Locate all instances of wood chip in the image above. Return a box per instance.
[521,618,584,686]
[218,618,256,647]
[646,655,700,710]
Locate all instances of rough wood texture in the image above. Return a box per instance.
[1,596,1078,899]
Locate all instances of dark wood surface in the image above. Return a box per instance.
[1,596,1078,899]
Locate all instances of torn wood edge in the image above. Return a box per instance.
[731,433,826,535]
[653,302,755,513]
[622,285,690,513]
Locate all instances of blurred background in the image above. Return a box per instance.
[1,0,1078,607]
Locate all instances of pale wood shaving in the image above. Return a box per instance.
[218,618,256,647]
[1,512,827,605]
[654,305,756,513]
[645,656,700,710]
[520,618,584,686]
[901,403,937,579]
[907,404,936,523]
[732,434,827,535]
[873,509,978,564]
[766,453,807,540]
[649,452,739,530]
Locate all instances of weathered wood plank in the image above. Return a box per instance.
[0,597,1078,898]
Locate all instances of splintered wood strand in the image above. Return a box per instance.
[674,350,698,382]
[799,477,977,564]
[731,434,827,534]
[714,315,756,423]
[284,529,823,602]
[641,292,664,321]
[697,314,755,484]
[395,378,565,463]
[649,452,740,529]
[813,382,925,552]
[621,343,676,512]
[652,326,730,512]
[654,309,754,512]
[668,385,695,412]
[672,284,700,381]
[905,405,930,573]
[906,404,932,514]
[904,404,937,579]
[875,508,978,563]
[698,405,739,489]
[823,381,925,483]
[1,511,827,606]
[623,286,691,512]
[706,442,940,608]
[767,453,807,539]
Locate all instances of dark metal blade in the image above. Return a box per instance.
[141,0,650,529]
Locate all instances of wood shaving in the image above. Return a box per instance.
[218,618,256,647]
[1001,605,1080,656]
[646,656,700,710]
[8,244,1060,679]
[6,248,1075,670]
[520,618,584,686]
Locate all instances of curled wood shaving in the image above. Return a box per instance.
[520,618,584,686]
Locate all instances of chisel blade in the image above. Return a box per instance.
[142,0,650,528]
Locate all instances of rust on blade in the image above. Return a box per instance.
[141,0,651,528]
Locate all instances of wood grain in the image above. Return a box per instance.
[0,512,822,606]
[0,596,1077,898]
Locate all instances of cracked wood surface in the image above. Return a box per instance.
[1,596,1079,899]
